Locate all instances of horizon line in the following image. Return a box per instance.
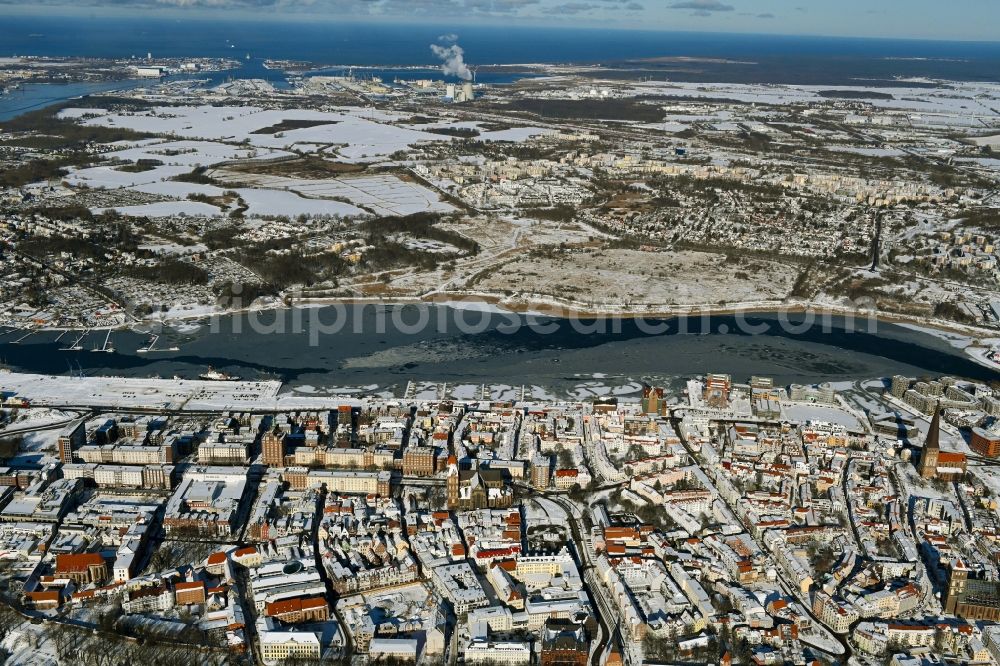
[2,11,1000,46]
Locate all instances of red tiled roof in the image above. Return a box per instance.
[301,597,327,610]
[887,624,934,632]
[266,595,327,617]
[55,552,104,573]
[476,547,519,559]
[206,552,228,565]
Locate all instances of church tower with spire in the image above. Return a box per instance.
[446,454,459,510]
[919,409,941,479]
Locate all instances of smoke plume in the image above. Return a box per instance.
[430,38,472,81]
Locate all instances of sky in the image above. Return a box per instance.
[2,0,999,42]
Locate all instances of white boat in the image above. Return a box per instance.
[92,329,114,353]
[138,334,179,353]
[136,334,158,354]
[199,366,241,381]
[62,329,88,352]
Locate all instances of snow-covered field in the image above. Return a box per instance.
[0,371,410,410]
[232,187,366,217]
[0,372,283,411]
[108,138,286,167]
[93,200,222,217]
[130,179,226,198]
[63,163,190,189]
[827,146,907,157]
[635,121,688,133]
[57,104,475,219]
[1,406,72,425]
[782,403,863,429]
[388,119,555,143]
[60,104,460,161]
[211,170,454,217]
[628,80,1000,123]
